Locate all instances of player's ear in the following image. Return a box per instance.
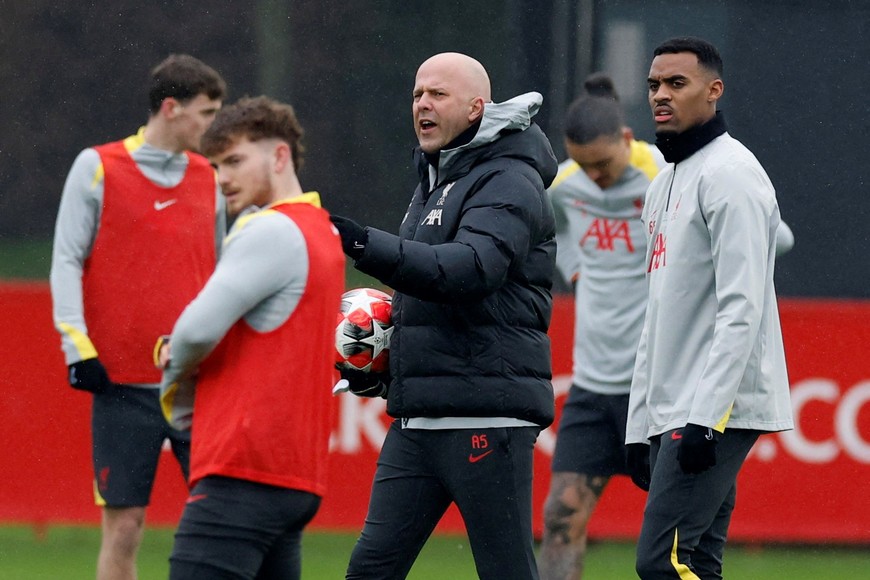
[468,96,485,124]
[707,78,724,103]
[273,141,293,173]
[161,97,182,118]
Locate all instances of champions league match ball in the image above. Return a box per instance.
[335,288,393,373]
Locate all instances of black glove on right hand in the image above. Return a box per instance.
[338,367,389,398]
[677,423,721,474]
[626,443,651,491]
[330,215,368,260]
[68,358,111,393]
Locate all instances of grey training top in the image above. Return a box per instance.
[49,129,225,387]
[549,141,666,396]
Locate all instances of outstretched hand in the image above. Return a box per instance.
[330,215,368,259]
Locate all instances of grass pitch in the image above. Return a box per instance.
[1,525,868,579]
[0,238,52,279]
[0,238,386,291]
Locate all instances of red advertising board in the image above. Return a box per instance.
[1,282,868,543]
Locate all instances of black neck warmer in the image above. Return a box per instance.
[655,112,727,164]
[423,119,483,167]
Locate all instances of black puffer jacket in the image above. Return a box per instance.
[355,93,558,426]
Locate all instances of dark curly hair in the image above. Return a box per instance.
[201,96,306,171]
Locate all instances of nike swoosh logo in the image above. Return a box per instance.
[186,493,208,504]
[154,199,178,211]
[353,241,365,249]
[671,431,682,440]
[468,450,494,463]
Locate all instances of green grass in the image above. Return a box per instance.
[1,525,868,579]
[0,525,475,579]
[0,238,385,290]
[0,238,52,279]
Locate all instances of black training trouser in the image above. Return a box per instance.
[636,428,760,580]
[346,420,541,580]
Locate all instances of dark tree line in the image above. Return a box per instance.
[2,1,868,297]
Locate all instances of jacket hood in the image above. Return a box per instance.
[423,92,558,189]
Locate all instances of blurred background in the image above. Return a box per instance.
[1,3,869,576]
[1,0,867,296]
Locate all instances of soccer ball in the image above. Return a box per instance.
[335,288,393,373]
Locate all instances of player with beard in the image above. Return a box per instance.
[158,96,345,580]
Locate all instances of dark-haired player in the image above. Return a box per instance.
[50,54,226,579]
[539,73,667,580]
[540,70,793,579]
[627,37,794,579]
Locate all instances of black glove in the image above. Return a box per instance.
[677,423,721,474]
[330,215,368,260]
[338,367,389,398]
[626,443,651,491]
[68,358,112,393]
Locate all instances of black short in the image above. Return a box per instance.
[170,476,321,580]
[550,386,630,477]
[91,385,190,507]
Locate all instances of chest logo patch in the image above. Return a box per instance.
[648,232,667,272]
[154,199,178,211]
[422,209,442,226]
[436,182,455,206]
[580,218,635,252]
